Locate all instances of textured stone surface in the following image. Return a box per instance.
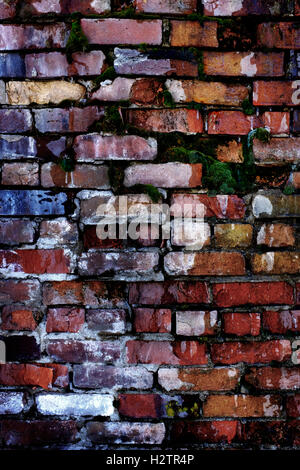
[7,81,85,105]
[36,394,114,416]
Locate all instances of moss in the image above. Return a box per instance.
[66,17,89,63]
[59,154,76,172]
[108,163,124,192]
[204,161,236,194]
[131,184,161,203]
[254,127,270,143]
[110,6,136,18]
[242,98,255,116]
[283,184,295,195]
[189,48,205,80]
[162,90,174,108]
[165,400,200,418]
[96,105,125,134]
[186,14,234,26]
[93,66,117,89]
[186,101,204,111]
[138,43,148,53]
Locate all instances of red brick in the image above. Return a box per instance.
[223,313,261,336]
[0,280,40,305]
[203,394,282,417]
[253,137,300,164]
[41,163,109,189]
[245,367,300,390]
[257,223,295,247]
[128,108,203,133]
[0,24,67,50]
[253,81,300,106]
[86,309,126,334]
[211,340,291,365]
[48,363,69,388]
[2,163,39,186]
[78,252,159,277]
[81,19,162,45]
[124,163,202,188]
[208,111,262,135]
[171,194,246,219]
[0,249,70,274]
[126,340,208,365]
[83,226,124,250]
[170,21,218,47]
[129,281,209,305]
[263,310,300,333]
[0,1,17,19]
[170,421,238,444]
[24,0,110,15]
[213,282,294,307]
[164,252,245,276]
[74,134,157,161]
[0,220,35,245]
[25,52,68,78]
[286,395,300,417]
[261,112,290,134]
[252,252,300,274]
[257,23,300,49]
[136,0,197,14]
[47,340,121,363]
[46,308,85,333]
[203,0,288,15]
[119,394,162,419]
[158,367,240,391]
[0,420,77,447]
[134,308,171,333]
[34,107,103,133]
[130,78,164,105]
[1,306,37,331]
[238,421,299,446]
[0,364,53,389]
[69,51,106,76]
[203,52,284,77]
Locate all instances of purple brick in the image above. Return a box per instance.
[0,110,32,133]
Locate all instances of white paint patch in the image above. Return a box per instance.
[263,396,280,417]
[228,368,238,377]
[292,80,300,105]
[158,369,192,391]
[240,53,257,77]
[257,224,266,244]
[204,0,243,16]
[164,252,195,275]
[262,252,275,272]
[217,195,228,216]
[36,394,114,416]
[91,0,111,13]
[165,79,186,103]
[252,195,273,218]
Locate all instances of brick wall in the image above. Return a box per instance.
[0,0,299,451]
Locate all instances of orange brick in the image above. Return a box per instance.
[253,81,300,106]
[257,23,300,49]
[203,52,284,77]
[208,111,262,135]
[170,21,218,47]
[127,108,203,133]
[203,395,282,417]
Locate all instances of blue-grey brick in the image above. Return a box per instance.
[0,53,25,77]
[0,190,67,216]
[0,135,37,159]
[0,392,24,414]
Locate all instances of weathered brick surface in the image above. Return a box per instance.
[0,0,299,452]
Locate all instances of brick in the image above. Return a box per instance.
[81,19,162,45]
[176,311,218,335]
[2,163,39,186]
[0,280,40,305]
[0,190,67,216]
[23,0,110,15]
[118,394,162,419]
[257,224,295,247]
[83,225,124,250]
[216,140,244,163]
[46,308,85,333]
[0,249,70,274]
[296,0,300,14]
[79,252,159,277]
[0,392,24,415]
[47,339,120,363]
[170,21,218,47]
[87,422,165,445]
[253,138,300,163]
[124,163,202,188]
[0,219,35,245]
[261,112,290,134]
[74,134,157,161]
[126,340,208,365]
[37,136,66,159]
[2,306,37,331]
[211,340,291,365]
[0,53,25,77]
[0,364,52,389]
[134,308,171,333]
[263,311,300,334]
[36,394,113,417]
[170,421,238,444]
[171,194,246,219]
[213,282,294,307]
[252,252,300,275]
[253,81,300,106]
[135,0,197,14]
[130,78,164,105]
[25,52,68,78]
[171,220,211,249]
[0,1,17,19]
[166,79,248,106]
[7,81,85,105]
[215,224,252,248]
[203,0,289,15]
[86,309,126,334]
[69,51,106,76]
[74,365,153,389]
[114,48,198,77]
[203,52,284,77]
[43,281,125,307]
[41,163,109,189]
[293,110,300,132]
[0,420,77,447]
[0,135,36,159]
[238,421,299,446]
[34,107,102,133]
[290,172,300,188]
[252,194,300,218]
[203,395,282,417]
[258,23,300,49]
[223,313,261,336]
[158,367,240,392]
[286,395,300,417]
[129,281,209,305]
[39,219,78,246]
[49,364,69,388]
[0,24,67,50]
[0,109,32,133]
[128,108,203,133]
[208,111,262,135]
[245,367,300,390]
[164,252,245,276]
[92,77,135,102]
[1,335,40,362]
